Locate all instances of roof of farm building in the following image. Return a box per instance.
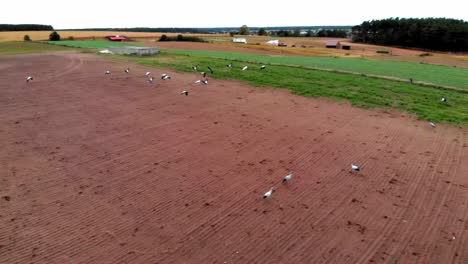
[107,35,128,41]
[326,40,341,46]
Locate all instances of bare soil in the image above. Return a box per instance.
[1,52,467,264]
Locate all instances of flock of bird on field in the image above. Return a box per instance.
[25,62,448,200]
[95,63,266,96]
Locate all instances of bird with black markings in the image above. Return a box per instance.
[282,171,294,183]
[351,164,360,172]
[124,68,130,73]
[105,70,111,75]
[180,91,189,96]
[263,187,274,199]
[441,97,447,103]
[260,65,266,70]
[161,73,171,80]
[26,76,33,82]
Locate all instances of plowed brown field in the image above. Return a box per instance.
[1,52,467,264]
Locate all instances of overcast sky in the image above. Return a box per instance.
[2,0,467,29]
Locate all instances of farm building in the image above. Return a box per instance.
[265,40,279,46]
[232,38,247,44]
[342,45,351,50]
[325,40,341,49]
[106,35,129,41]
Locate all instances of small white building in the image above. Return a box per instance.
[232,38,247,44]
[265,40,279,46]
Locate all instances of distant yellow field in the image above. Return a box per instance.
[0,31,217,42]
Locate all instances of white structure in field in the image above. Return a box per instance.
[108,47,159,56]
[232,38,247,44]
[99,49,113,54]
[265,40,279,46]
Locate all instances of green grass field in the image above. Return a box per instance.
[138,52,468,124]
[47,40,142,49]
[0,41,72,54]
[163,49,468,89]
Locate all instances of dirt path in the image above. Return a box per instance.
[1,52,467,263]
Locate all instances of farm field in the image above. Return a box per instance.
[0,31,216,42]
[4,40,467,123]
[2,30,465,68]
[1,50,468,264]
[47,40,142,49]
[135,52,468,123]
[0,41,73,55]
[153,49,468,89]
[140,38,468,68]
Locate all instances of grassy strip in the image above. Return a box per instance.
[46,40,142,49]
[137,52,468,124]
[162,48,468,89]
[0,41,73,54]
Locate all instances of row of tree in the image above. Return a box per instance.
[352,18,468,51]
[236,25,348,37]
[68,27,209,33]
[0,24,53,31]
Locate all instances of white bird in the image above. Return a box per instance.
[105,70,111,75]
[148,77,154,83]
[195,80,201,83]
[441,97,447,102]
[260,65,266,70]
[351,164,360,171]
[124,68,130,73]
[282,171,294,183]
[192,65,198,71]
[227,63,232,68]
[26,76,33,82]
[242,66,248,71]
[145,71,151,76]
[429,122,436,128]
[180,91,189,96]
[263,187,274,199]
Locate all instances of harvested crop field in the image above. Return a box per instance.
[0,51,467,263]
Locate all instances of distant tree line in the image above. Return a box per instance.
[316,29,348,38]
[63,26,352,34]
[69,28,210,34]
[0,24,53,31]
[351,18,468,51]
[258,28,348,38]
